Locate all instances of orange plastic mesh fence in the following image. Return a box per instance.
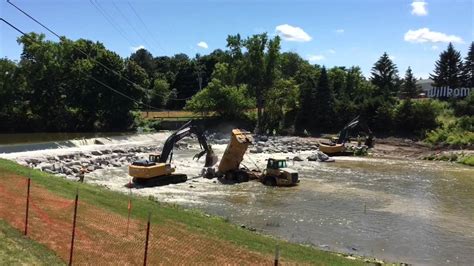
[0,174,28,232]
[72,200,147,265]
[0,173,276,265]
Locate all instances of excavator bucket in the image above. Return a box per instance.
[193,148,218,167]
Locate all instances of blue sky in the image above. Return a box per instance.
[1,0,472,78]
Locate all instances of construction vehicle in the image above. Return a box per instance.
[319,116,373,155]
[205,129,299,186]
[129,121,218,187]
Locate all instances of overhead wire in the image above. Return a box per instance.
[0,17,161,110]
[126,1,167,54]
[6,0,194,101]
[110,1,157,55]
[89,0,135,47]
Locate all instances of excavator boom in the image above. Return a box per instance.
[159,120,218,167]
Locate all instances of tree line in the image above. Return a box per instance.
[0,32,472,136]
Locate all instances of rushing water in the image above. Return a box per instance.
[1,133,473,265]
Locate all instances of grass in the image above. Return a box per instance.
[0,220,64,265]
[0,158,381,265]
[458,155,474,166]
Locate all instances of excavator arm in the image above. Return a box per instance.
[337,116,374,147]
[158,121,218,167]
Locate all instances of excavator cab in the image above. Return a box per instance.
[148,154,160,163]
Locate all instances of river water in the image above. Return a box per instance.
[1,132,473,265]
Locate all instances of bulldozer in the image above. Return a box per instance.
[129,121,218,187]
[205,128,299,186]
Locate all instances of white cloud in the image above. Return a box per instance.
[307,54,325,63]
[327,49,336,54]
[335,29,345,34]
[404,28,463,43]
[431,45,439,50]
[130,45,145,52]
[389,55,396,60]
[411,1,428,16]
[197,41,208,49]
[275,24,312,42]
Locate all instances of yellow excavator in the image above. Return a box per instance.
[205,129,299,186]
[129,121,218,187]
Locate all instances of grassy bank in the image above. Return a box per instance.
[0,159,383,265]
[0,220,64,265]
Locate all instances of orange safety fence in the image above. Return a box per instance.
[0,173,279,265]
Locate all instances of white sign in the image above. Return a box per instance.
[426,87,472,98]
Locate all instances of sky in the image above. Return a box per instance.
[1,0,473,78]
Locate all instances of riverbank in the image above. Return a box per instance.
[0,158,383,265]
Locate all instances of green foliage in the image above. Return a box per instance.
[394,100,439,137]
[462,42,474,88]
[431,43,463,88]
[425,119,474,148]
[313,67,336,132]
[458,155,474,166]
[149,78,171,107]
[185,79,253,119]
[263,78,299,133]
[370,52,400,97]
[401,67,420,98]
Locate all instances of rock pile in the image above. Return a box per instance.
[18,141,195,181]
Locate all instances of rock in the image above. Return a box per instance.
[259,135,269,142]
[293,156,304,162]
[39,163,54,171]
[112,149,125,153]
[102,149,112,155]
[26,158,41,164]
[87,165,95,172]
[94,139,104,145]
[53,163,62,171]
[257,141,266,146]
[91,150,102,156]
[307,154,318,161]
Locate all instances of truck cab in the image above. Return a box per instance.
[262,158,299,186]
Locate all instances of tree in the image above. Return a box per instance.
[370,52,399,97]
[263,78,299,133]
[430,43,463,89]
[401,67,420,98]
[149,78,170,108]
[313,67,335,132]
[130,48,155,77]
[462,42,474,88]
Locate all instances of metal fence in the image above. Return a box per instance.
[0,174,281,265]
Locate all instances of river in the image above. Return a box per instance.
[1,132,473,265]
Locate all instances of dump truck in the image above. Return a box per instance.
[205,129,299,186]
[129,121,218,187]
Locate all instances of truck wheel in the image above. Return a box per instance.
[263,176,277,186]
[236,172,249,183]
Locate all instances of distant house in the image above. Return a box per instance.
[416,79,472,99]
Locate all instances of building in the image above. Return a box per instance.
[416,79,472,98]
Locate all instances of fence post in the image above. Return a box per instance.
[24,178,31,235]
[143,212,151,266]
[274,245,280,266]
[126,198,132,236]
[69,190,79,266]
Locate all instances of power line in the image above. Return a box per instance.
[0,17,161,110]
[126,1,167,54]
[89,0,135,47]
[6,0,192,101]
[111,1,156,55]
